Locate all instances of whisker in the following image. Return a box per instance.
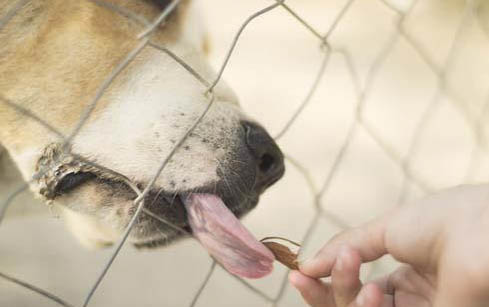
[225,169,254,203]
[215,159,241,202]
[148,187,165,209]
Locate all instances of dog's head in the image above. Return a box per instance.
[0,0,284,248]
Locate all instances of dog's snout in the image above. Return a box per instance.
[242,121,285,191]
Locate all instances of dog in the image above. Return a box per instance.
[0,0,285,257]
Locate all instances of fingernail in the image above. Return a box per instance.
[356,285,369,306]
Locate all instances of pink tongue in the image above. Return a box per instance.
[183,193,275,279]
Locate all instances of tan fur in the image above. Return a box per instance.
[0,0,252,248]
[0,1,205,247]
[1,1,176,154]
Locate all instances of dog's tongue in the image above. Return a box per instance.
[183,193,274,278]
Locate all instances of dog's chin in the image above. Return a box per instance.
[131,229,194,249]
[132,231,190,249]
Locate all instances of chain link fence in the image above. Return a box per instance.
[1,0,489,306]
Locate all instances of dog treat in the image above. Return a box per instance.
[261,237,300,270]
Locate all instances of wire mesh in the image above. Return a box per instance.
[1,0,488,306]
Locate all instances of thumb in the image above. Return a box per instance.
[300,214,389,278]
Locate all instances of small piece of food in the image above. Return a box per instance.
[261,237,300,270]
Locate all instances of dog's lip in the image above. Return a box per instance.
[53,169,254,212]
[54,171,97,197]
[53,170,259,247]
[53,170,212,204]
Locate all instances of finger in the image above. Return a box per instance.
[350,275,394,307]
[348,283,384,307]
[434,289,489,307]
[332,245,362,306]
[289,270,335,307]
[369,275,391,295]
[301,186,486,279]
[434,240,489,307]
[390,265,435,298]
[372,267,434,307]
[300,215,389,278]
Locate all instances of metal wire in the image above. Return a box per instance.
[0,272,74,307]
[81,94,216,307]
[1,0,488,306]
[0,0,30,30]
[206,0,284,93]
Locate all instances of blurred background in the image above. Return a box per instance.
[2,0,489,306]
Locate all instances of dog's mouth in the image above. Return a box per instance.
[57,173,275,278]
[36,143,281,279]
[48,170,275,279]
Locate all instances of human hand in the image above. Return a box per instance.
[290,184,489,307]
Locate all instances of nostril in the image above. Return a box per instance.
[259,153,275,174]
[241,121,285,190]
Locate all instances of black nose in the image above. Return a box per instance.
[242,121,285,192]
